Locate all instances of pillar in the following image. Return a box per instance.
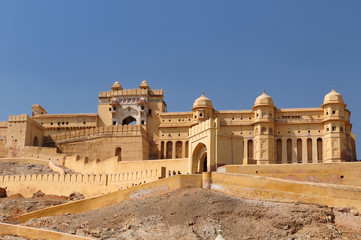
[163,142,167,159]
[243,139,248,165]
[282,138,287,164]
[292,137,297,164]
[182,141,186,158]
[312,137,318,163]
[172,141,176,160]
[302,138,308,164]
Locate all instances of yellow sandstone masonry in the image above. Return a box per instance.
[0,222,93,240]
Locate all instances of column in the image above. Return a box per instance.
[282,138,287,164]
[292,138,297,164]
[302,138,308,164]
[163,142,167,159]
[243,139,248,165]
[182,141,186,158]
[312,138,318,163]
[172,141,176,160]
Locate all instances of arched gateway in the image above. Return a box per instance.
[192,143,208,173]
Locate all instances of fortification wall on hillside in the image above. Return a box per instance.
[0,168,160,198]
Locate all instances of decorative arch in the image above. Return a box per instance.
[276,139,282,164]
[317,138,323,163]
[122,116,136,125]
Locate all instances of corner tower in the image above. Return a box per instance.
[322,88,348,162]
[252,90,276,164]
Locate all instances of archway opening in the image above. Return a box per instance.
[276,139,282,164]
[192,143,207,173]
[115,147,122,161]
[201,154,207,172]
[33,136,39,147]
[247,140,254,164]
[307,138,313,163]
[317,138,323,163]
[287,139,292,164]
[122,116,136,125]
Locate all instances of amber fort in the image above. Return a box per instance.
[1,80,361,239]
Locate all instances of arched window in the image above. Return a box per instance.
[261,127,266,134]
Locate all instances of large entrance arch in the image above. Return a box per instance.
[192,143,207,173]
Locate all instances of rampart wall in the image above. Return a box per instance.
[0,167,160,198]
[18,174,202,223]
[210,172,361,212]
[225,162,361,187]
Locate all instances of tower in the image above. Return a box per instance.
[252,90,276,164]
[322,88,348,162]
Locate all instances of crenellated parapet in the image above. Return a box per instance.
[51,124,147,143]
[189,119,215,137]
[99,89,163,98]
[0,121,8,128]
[8,114,44,131]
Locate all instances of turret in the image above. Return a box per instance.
[322,88,347,162]
[252,90,275,164]
[192,92,214,124]
[139,80,150,90]
[110,81,123,91]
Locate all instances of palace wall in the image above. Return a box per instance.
[52,125,149,161]
[63,155,188,175]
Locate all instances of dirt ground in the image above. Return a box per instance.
[0,162,55,176]
[0,193,68,223]
[14,187,361,240]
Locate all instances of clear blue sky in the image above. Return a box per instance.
[1,1,360,157]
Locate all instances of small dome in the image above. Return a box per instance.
[324,88,344,105]
[111,81,122,91]
[254,90,274,106]
[193,92,213,109]
[139,80,150,89]
[140,80,149,87]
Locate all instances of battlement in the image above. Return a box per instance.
[8,114,29,122]
[0,121,7,128]
[8,114,44,131]
[0,168,160,198]
[99,89,163,98]
[51,124,147,143]
[189,119,215,136]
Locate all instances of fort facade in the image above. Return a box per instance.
[0,80,357,174]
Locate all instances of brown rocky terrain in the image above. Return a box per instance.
[0,192,68,223]
[0,162,55,176]
[14,187,361,240]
